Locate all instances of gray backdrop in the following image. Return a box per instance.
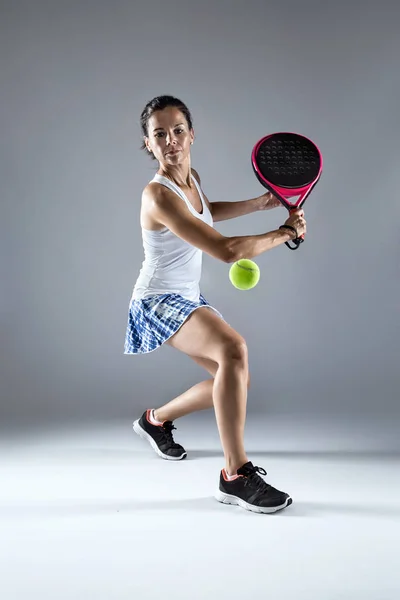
[1,0,399,430]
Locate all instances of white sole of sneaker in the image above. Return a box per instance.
[133,420,187,461]
[214,490,292,514]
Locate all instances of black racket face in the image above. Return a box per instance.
[254,133,321,189]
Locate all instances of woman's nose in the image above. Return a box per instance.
[166,132,177,145]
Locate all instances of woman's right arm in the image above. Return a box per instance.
[145,183,305,264]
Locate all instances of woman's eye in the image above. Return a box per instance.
[155,129,183,138]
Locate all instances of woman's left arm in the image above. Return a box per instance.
[191,168,282,223]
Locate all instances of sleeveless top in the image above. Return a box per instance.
[131,173,214,302]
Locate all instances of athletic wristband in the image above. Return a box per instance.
[279,225,298,239]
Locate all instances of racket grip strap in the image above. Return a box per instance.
[279,225,304,251]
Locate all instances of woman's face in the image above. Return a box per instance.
[145,106,194,164]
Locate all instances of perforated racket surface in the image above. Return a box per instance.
[251,132,323,249]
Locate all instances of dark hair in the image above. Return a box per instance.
[140,95,194,160]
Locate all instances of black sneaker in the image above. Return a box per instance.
[133,409,187,461]
[215,461,292,514]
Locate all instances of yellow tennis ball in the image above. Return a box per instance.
[229,259,260,290]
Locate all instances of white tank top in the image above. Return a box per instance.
[131,173,214,302]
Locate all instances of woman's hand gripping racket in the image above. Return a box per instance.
[251,132,323,250]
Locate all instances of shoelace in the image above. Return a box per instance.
[161,421,180,447]
[243,466,272,494]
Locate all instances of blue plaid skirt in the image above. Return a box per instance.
[124,293,224,354]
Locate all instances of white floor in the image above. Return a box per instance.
[1,413,399,600]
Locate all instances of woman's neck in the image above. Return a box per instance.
[158,159,192,188]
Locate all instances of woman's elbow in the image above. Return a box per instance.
[218,239,238,263]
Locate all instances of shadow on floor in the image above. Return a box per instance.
[2,497,400,520]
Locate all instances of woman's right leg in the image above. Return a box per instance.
[166,307,250,475]
[143,305,292,513]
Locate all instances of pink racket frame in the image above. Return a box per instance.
[251,132,323,211]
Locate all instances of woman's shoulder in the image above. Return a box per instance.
[142,179,173,206]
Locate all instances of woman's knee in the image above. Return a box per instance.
[220,337,250,390]
[220,335,248,367]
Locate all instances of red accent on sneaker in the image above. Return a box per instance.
[222,468,242,482]
[146,409,164,426]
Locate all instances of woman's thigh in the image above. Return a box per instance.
[166,307,248,367]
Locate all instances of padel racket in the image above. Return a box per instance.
[251,132,323,250]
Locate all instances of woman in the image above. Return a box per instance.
[124,95,306,514]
